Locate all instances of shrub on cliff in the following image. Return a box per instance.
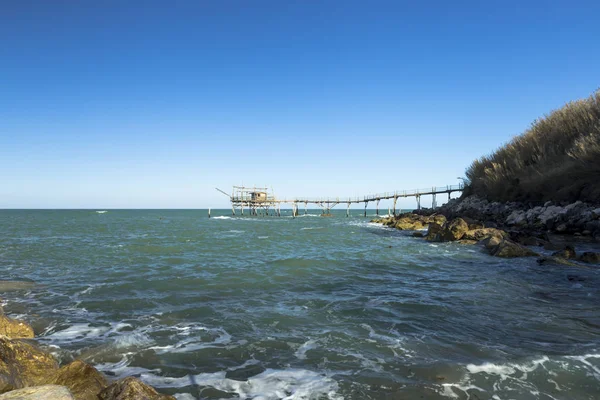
[465,90,600,204]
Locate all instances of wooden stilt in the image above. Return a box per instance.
[393,195,397,216]
[208,208,211,218]
[364,201,368,217]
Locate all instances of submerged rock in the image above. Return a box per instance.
[98,377,175,400]
[0,385,74,399]
[412,232,424,238]
[552,246,577,260]
[579,252,600,264]
[0,337,58,393]
[0,316,34,339]
[51,360,107,400]
[0,282,35,293]
[537,256,581,267]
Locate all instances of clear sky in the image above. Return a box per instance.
[1,1,599,209]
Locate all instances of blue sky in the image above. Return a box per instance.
[1,1,599,208]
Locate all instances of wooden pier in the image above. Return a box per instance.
[216,184,464,217]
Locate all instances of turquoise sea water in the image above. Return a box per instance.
[1,209,599,399]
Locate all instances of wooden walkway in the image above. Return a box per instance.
[218,184,464,217]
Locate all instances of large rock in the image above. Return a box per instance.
[463,228,507,241]
[440,218,469,241]
[488,239,539,258]
[395,217,424,230]
[0,316,34,339]
[579,252,600,264]
[426,222,444,242]
[98,377,175,400]
[0,337,58,393]
[51,360,107,400]
[0,385,74,399]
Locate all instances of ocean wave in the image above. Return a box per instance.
[440,353,600,399]
[141,367,342,400]
[96,211,108,214]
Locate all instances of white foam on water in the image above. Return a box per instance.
[213,216,232,220]
[42,323,111,342]
[96,211,108,214]
[141,368,342,400]
[295,339,318,360]
[149,326,231,354]
[440,353,600,399]
[258,236,269,239]
[300,227,322,231]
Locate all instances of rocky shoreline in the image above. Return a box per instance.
[372,195,600,266]
[0,302,173,400]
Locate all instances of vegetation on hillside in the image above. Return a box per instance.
[465,90,600,204]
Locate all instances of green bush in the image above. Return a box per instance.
[465,90,600,204]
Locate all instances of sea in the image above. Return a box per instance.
[1,209,599,400]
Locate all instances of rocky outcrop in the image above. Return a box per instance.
[441,196,600,237]
[426,222,444,241]
[0,337,58,393]
[98,377,175,400]
[440,218,469,241]
[0,385,74,399]
[0,317,34,339]
[51,360,107,400]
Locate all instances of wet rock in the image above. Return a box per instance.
[412,232,424,238]
[506,210,527,226]
[395,217,424,230]
[0,337,58,393]
[552,246,577,260]
[51,360,107,400]
[481,235,503,251]
[0,385,74,399]
[489,239,539,258]
[579,252,600,264]
[440,218,469,241]
[98,377,175,400]
[426,222,444,242]
[457,239,478,245]
[0,316,34,339]
[463,228,507,241]
[543,241,564,251]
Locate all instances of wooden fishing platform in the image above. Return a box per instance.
[215,184,464,217]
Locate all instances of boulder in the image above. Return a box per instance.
[480,235,503,251]
[51,360,107,400]
[395,217,424,230]
[0,337,58,393]
[98,377,175,400]
[488,239,539,258]
[440,218,469,241]
[426,222,444,242]
[579,252,600,264]
[0,316,34,339]
[463,228,507,241]
[0,385,74,399]
[412,232,424,238]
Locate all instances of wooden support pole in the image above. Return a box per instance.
[305,202,308,215]
[416,195,421,210]
[208,208,211,218]
[232,204,236,216]
[347,202,350,217]
[376,199,380,216]
[241,203,244,216]
[364,201,368,217]
[432,194,437,209]
[393,195,397,216]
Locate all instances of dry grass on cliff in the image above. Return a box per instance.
[465,90,600,204]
